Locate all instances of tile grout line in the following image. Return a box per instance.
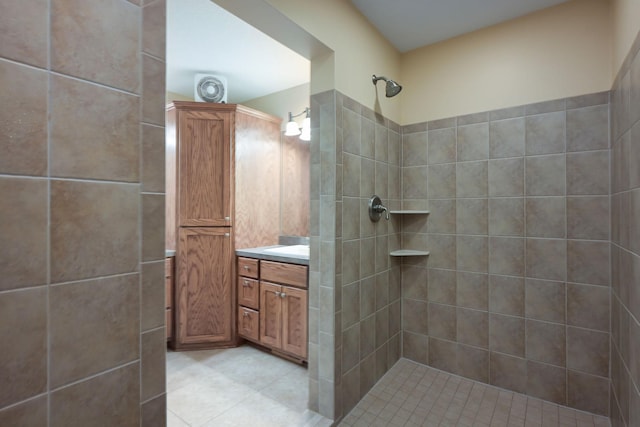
[137,2,144,424]
[46,0,52,424]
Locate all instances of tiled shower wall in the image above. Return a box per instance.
[310,90,404,420]
[308,90,336,418]
[400,93,612,415]
[337,92,403,419]
[0,0,167,425]
[610,30,640,427]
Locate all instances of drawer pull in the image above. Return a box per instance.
[243,311,249,317]
[243,265,250,270]
[243,280,251,287]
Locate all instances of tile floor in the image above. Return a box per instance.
[166,344,332,427]
[338,359,611,427]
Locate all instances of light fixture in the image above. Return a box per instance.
[300,115,311,141]
[285,107,310,141]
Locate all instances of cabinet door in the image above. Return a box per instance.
[166,309,172,341]
[165,257,174,309]
[281,286,308,359]
[259,282,282,349]
[164,257,174,341]
[178,110,232,227]
[176,227,234,348]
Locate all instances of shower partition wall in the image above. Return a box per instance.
[609,29,640,427]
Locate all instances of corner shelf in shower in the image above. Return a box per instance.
[388,211,430,257]
[390,249,430,257]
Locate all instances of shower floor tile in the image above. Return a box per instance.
[166,344,331,427]
[339,359,610,427]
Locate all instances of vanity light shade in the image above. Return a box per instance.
[285,119,301,136]
[284,108,310,140]
[299,117,311,141]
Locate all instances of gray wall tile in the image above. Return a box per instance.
[490,118,525,158]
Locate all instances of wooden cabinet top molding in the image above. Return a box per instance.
[166,101,282,125]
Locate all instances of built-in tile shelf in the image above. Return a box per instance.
[390,250,430,257]
[389,210,430,215]
[389,211,430,256]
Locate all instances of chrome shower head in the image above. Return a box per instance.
[372,74,403,97]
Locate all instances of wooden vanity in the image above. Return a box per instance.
[236,254,308,362]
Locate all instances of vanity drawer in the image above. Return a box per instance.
[238,277,259,310]
[238,306,259,342]
[237,257,259,279]
[260,261,307,288]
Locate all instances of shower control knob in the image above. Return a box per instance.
[368,195,390,222]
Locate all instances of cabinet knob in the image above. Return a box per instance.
[275,291,281,297]
[243,265,250,270]
[280,292,286,298]
[243,280,250,287]
[243,311,249,317]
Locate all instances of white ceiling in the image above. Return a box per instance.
[350,0,570,52]
[166,0,310,103]
[167,0,570,102]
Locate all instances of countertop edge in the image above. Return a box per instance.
[235,246,309,266]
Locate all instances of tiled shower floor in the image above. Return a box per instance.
[166,344,331,427]
[339,359,611,427]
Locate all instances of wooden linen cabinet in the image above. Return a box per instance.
[166,101,282,351]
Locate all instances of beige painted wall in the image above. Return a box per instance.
[611,0,640,76]
[400,0,612,124]
[266,0,402,122]
[205,0,638,126]
[166,91,193,102]
[243,83,310,131]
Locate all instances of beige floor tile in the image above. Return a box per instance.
[166,345,329,427]
[259,364,310,411]
[166,358,219,393]
[167,409,189,427]
[168,377,255,426]
[201,392,306,427]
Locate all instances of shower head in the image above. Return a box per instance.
[372,74,403,97]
